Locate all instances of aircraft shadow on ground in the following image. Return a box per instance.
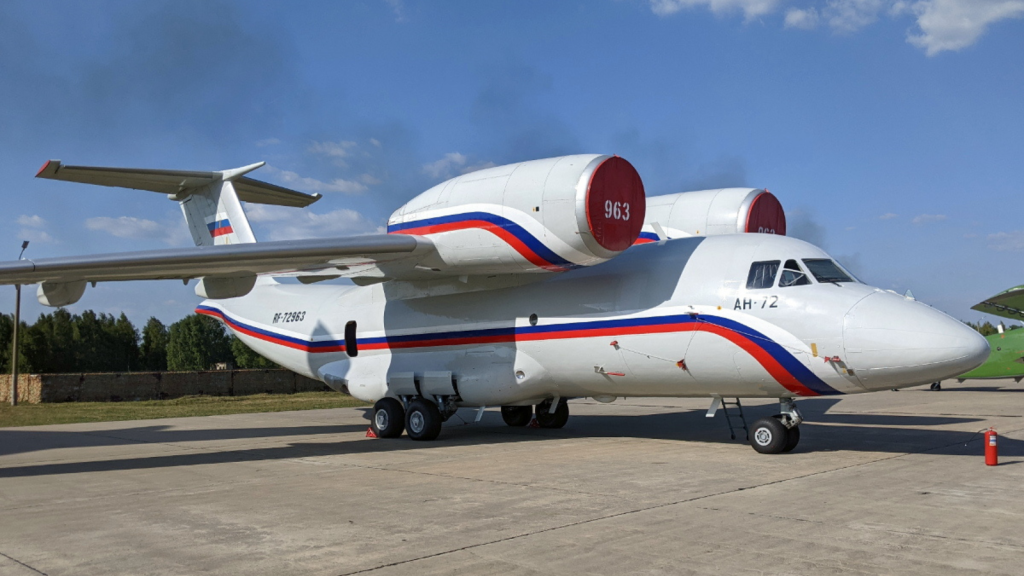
[0,423,369,458]
[0,402,1015,479]
[941,386,1024,393]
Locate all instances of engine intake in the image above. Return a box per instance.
[640,188,786,242]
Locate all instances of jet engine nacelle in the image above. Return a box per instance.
[388,154,646,274]
[643,188,786,239]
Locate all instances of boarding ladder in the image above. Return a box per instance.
[721,398,749,441]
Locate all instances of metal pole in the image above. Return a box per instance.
[11,284,20,406]
[11,241,27,407]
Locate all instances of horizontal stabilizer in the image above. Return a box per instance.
[36,160,322,208]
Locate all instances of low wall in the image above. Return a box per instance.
[0,370,329,404]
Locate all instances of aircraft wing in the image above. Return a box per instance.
[0,234,431,286]
[971,285,1024,321]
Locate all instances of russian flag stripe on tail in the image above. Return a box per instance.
[208,219,233,238]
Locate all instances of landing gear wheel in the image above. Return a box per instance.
[535,399,569,429]
[405,398,443,441]
[501,406,532,427]
[782,425,800,453]
[930,382,942,391]
[750,417,789,454]
[371,398,405,438]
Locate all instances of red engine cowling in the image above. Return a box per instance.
[388,154,645,274]
[638,188,786,242]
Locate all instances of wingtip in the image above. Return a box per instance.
[36,159,60,178]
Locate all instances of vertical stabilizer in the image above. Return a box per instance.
[179,180,257,246]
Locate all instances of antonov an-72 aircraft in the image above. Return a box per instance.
[0,155,987,453]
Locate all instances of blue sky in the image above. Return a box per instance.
[1,0,1022,327]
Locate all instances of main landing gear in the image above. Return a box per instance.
[370,395,457,441]
[749,398,802,455]
[501,398,570,429]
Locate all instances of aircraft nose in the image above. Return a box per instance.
[843,292,989,390]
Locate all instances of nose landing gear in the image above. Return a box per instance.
[750,399,802,454]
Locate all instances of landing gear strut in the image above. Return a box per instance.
[750,399,802,454]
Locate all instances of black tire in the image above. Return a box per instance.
[930,382,941,391]
[371,397,406,438]
[782,425,800,453]
[405,398,443,441]
[535,399,569,429]
[501,406,532,427]
[750,417,788,454]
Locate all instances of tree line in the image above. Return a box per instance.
[0,310,276,374]
[965,320,1021,337]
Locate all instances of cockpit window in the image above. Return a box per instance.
[802,259,854,283]
[779,259,811,287]
[746,261,780,289]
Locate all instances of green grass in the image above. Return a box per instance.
[0,392,370,428]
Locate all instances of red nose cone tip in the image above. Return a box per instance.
[585,156,646,252]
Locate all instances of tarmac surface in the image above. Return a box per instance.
[1,379,1023,576]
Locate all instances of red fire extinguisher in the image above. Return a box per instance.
[984,428,998,466]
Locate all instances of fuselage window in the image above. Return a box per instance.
[802,259,854,283]
[345,321,358,357]
[746,261,780,289]
[779,259,811,287]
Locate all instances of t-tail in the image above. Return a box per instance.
[36,160,322,247]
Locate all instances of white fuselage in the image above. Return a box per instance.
[199,234,987,406]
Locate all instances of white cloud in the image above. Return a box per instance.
[988,230,1024,251]
[912,213,948,224]
[384,0,407,22]
[245,204,383,241]
[785,7,821,28]
[263,165,368,195]
[461,161,497,175]
[20,230,55,244]
[85,216,186,245]
[825,0,885,32]
[422,152,467,179]
[904,0,1024,55]
[308,140,357,159]
[308,140,359,167]
[16,214,56,243]
[651,0,1023,55]
[650,0,781,19]
[422,153,496,180]
[879,212,898,220]
[17,214,46,228]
